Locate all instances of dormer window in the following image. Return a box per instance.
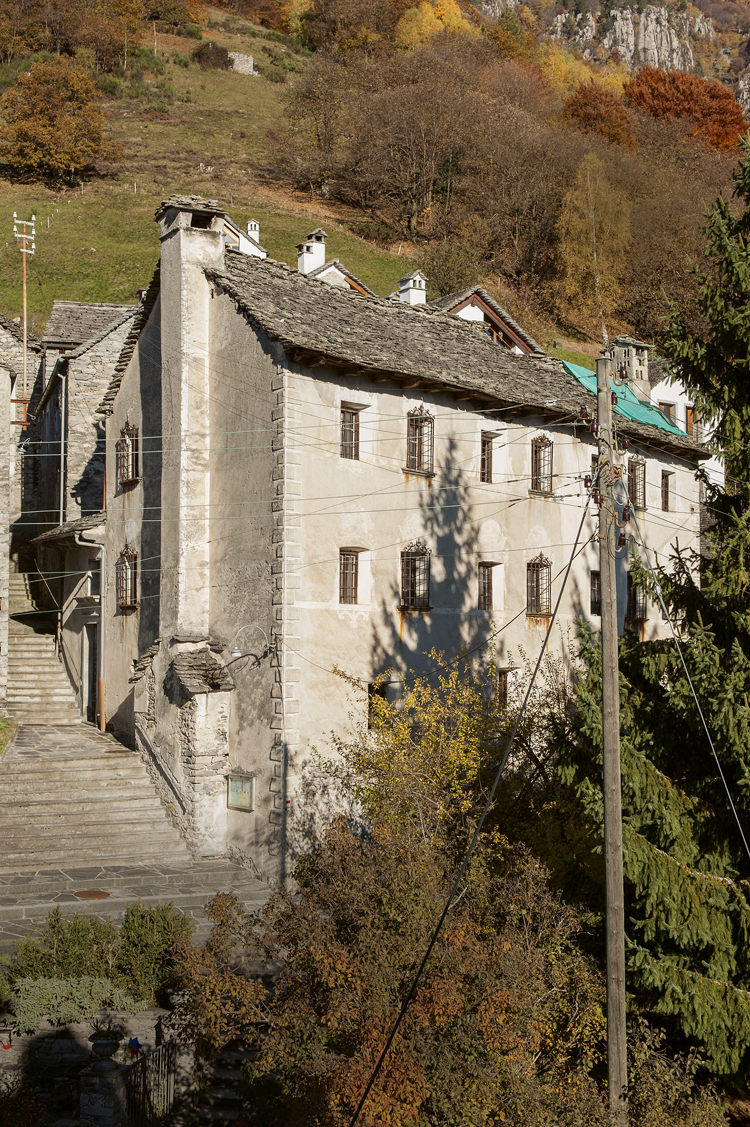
[116,423,139,486]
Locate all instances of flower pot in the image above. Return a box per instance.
[89,1034,121,1060]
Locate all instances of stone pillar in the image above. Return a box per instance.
[79,1059,128,1127]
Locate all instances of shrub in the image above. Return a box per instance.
[172,52,190,68]
[191,41,231,70]
[96,74,120,97]
[0,1077,48,1127]
[183,24,203,39]
[4,902,192,1003]
[9,976,148,1034]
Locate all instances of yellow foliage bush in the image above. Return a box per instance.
[395,0,479,49]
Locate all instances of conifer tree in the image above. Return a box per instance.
[553,138,750,1080]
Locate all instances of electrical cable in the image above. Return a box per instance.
[622,481,750,864]
[346,487,594,1127]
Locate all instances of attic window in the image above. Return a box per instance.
[191,212,212,229]
[116,423,139,486]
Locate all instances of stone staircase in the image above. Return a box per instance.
[193,1039,254,1125]
[0,724,193,873]
[7,568,82,725]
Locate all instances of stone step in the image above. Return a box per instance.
[6,714,82,725]
[0,860,261,895]
[0,781,156,800]
[0,886,265,924]
[2,805,167,827]
[0,761,145,778]
[1,814,184,840]
[0,841,192,870]
[2,824,187,849]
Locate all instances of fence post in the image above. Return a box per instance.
[79,1058,128,1127]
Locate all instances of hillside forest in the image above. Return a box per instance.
[1,0,750,345]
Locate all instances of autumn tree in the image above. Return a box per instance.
[0,58,123,182]
[563,78,636,148]
[554,151,631,331]
[624,65,749,150]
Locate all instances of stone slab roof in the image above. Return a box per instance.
[98,267,160,416]
[0,312,40,350]
[65,309,137,360]
[648,357,674,390]
[306,258,377,297]
[172,648,235,696]
[155,195,223,221]
[210,252,706,459]
[42,301,137,350]
[428,287,545,355]
[32,512,105,542]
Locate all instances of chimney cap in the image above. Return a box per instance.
[399,269,428,285]
[306,227,328,242]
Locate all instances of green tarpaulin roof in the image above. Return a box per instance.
[562,360,686,437]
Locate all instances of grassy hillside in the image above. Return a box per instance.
[0,13,409,334]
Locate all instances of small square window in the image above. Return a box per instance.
[531,436,553,493]
[339,550,359,604]
[478,563,493,611]
[480,434,493,484]
[341,408,360,460]
[658,402,675,423]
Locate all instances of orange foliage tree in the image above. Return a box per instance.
[563,78,636,148]
[624,65,749,150]
[0,58,124,182]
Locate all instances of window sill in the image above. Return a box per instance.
[402,467,435,478]
[119,477,141,488]
[118,602,140,611]
[528,488,553,497]
[526,611,552,618]
[399,604,432,612]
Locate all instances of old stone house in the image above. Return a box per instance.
[64,194,705,883]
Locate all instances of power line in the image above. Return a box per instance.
[346,487,594,1125]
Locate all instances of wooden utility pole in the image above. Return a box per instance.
[596,353,628,1127]
[13,211,35,416]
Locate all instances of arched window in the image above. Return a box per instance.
[526,553,551,616]
[116,422,139,486]
[116,546,138,609]
[400,539,431,609]
[406,408,434,474]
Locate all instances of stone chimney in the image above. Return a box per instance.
[399,270,428,306]
[609,336,651,401]
[248,218,260,241]
[297,228,327,275]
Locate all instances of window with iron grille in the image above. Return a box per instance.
[526,554,551,616]
[400,540,430,609]
[341,408,360,460]
[406,409,434,474]
[339,550,359,604]
[628,457,646,509]
[531,436,553,493]
[686,405,701,442]
[497,670,509,710]
[480,434,493,484]
[116,422,139,486]
[368,682,387,729]
[478,563,493,610]
[626,573,647,622]
[661,471,672,512]
[590,570,601,616]
[116,547,138,609]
